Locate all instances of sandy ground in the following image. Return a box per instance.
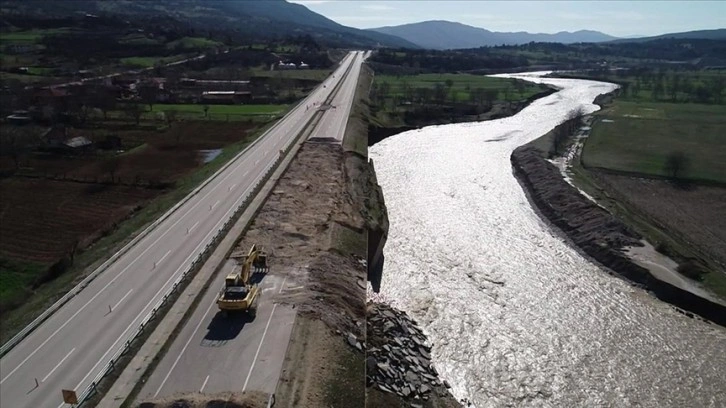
[625,241,725,305]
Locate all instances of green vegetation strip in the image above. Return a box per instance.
[583,101,726,184]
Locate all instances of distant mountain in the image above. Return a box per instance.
[608,29,726,43]
[369,20,619,49]
[0,0,418,48]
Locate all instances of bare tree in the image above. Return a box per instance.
[664,151,690,181]
[100,155,121,183]
[122,101,144,125]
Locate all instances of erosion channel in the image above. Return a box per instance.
[368,73,726,407]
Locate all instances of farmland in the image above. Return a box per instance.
[375,73,544,102]
[0,119,265,318]
[583,101,726,183]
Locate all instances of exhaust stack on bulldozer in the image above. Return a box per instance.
[216,244,268,317]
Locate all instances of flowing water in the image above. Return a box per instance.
[368,74,726,407]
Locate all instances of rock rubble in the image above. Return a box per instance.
[366,302,451,403]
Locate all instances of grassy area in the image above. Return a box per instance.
[252,68,332,81]
[0,28,73,43]
[583,101,726,183]
[0,120,276,344]
[166,36,222,50]
[120,55,185,68]
[556,70,726,104]
[0,258,47,311]
[151,103,286,116]
[376,73,543,102]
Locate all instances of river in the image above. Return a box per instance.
[368,73,726,407]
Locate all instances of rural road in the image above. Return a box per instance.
[0,51,363,408]
[137,51,366,402]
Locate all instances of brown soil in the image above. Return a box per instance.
[136,391,268,408]
[590,172,726,269]
[0,178,157,263]
[230,141,367,406]
[0,120,260,266]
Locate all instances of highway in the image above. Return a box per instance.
[0,51,363,408]
[137,52,366,402]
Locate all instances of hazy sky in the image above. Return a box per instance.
[289,1,726,37]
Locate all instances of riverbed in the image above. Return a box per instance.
[368,73,726,407]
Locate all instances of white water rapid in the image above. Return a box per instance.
[368,73,726,407]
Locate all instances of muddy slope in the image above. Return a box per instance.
[511,145,726,326]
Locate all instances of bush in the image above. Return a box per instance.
[676,260,707,281]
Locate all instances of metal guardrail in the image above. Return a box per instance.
[0,69,331,359]
[71,59,358,405]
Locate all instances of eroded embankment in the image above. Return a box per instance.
[368,86,557,147]
[511,145,726,326]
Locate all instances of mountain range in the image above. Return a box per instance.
[0,0,418,48]
[369,20,620,49]
[370,20,726,50]
[3,1,725,50]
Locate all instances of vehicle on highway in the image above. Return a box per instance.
[217,245,267,317]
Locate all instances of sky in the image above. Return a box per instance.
[288,1,726,37]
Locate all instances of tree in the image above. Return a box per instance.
[100,155,120,183]
[122,101,144,125]
[663,151,690,181]
[138,85,158,110]
[668,74,681,102]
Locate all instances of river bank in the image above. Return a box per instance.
[368,86,557,147]
[511,137,726,327]
[370,73,726,407]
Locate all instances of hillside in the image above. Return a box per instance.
[0,0,418,49]
[610,28,726,43]
[369,20,617,49]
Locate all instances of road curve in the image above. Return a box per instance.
[0,52,360,408]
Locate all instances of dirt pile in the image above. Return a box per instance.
[366,302,461,408]
[136,391,268,408]
[234,141,367,407]
[511,145,726,326]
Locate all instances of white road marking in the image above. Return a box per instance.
[157,250,172,266]
[4,135,267,383]
[14,54,356,404]
[279,276,287,294]
[111,289,134,311]
[242,303,277,392]
[42,348,75,383]
[188,221,200,234]
[200,374,210,393]
[285,285,305,291]
[153,297,217,398]
[211,200,220,210]
[228,183,236,191]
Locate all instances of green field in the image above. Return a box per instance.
[120,55,185,68]
[166,36,222,50]
[376,73,543,102]
[583,101,726,183]
[0,28,73,43]
[105,103,288,123]
[252,68,332,82]
[151,103,286,116]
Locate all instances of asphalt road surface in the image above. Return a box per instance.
[137,52,366,401]
[0,51,362,408]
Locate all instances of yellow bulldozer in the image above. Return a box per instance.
[217,244,268,317]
